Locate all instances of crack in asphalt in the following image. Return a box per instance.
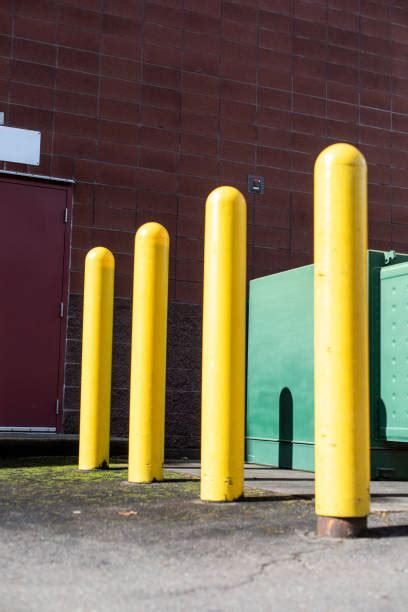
[136,546,322,601]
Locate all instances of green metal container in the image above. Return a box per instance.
[246,250,408,480]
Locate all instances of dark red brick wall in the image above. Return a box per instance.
[1,0,407,445]
[2,0,408,300]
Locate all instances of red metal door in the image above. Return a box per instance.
[0,178,71,431]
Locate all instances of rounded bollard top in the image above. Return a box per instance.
[315,143,367,171]
[136,222,169,246]
[86,246,115,268]
[206,185,246,211]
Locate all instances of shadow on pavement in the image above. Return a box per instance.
[243,494,314,502]
[371,493,408,497]
[245,477,314,482]
[0,456,77,468]
[0,457,129,469]
[365,525,408,538]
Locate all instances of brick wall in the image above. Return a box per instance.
[1,1,408,448]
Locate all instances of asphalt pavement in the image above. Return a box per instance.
[0,458,408,611]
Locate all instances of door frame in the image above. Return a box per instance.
[0,172,73,433]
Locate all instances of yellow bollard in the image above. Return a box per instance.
[128,223,169,483]
[200,186,247,502]
[78,247,115,470]
[314,143,370,537]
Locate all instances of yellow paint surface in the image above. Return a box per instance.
[314,143,370,517]
[128,223,169,483]
[79,247,115,470]
[201,186,247,501]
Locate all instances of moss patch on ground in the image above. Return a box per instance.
[0,457,314,540]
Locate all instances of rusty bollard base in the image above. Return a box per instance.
[316,516,367,538]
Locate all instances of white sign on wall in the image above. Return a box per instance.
[0,126,41,165]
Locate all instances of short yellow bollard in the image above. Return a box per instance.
[200,186,247,502]
[128,223,169,483]
[78,247,115,470]
[314,143,370,537]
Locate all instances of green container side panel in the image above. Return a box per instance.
[246,250,408,479]
[246,439,314,472]
[246,265,314,457]
[369,251,408,445]
[380,262,408,443]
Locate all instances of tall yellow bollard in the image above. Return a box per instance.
[128,223,169,483]
[314,143,370,537]
[78,247,115,470]
[201,186,247,502]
